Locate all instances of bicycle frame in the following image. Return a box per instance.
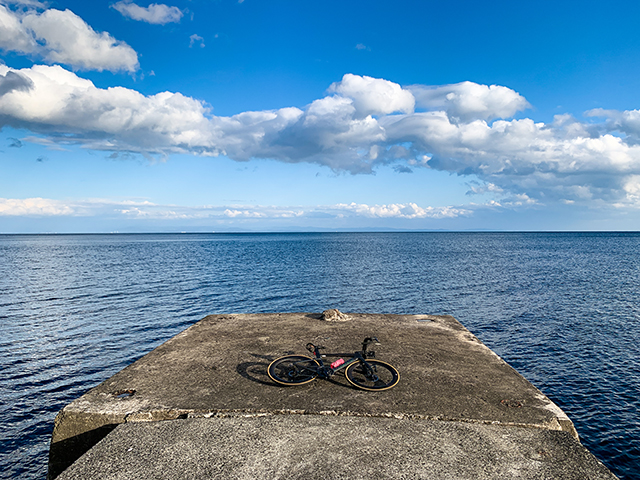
[306,340,377,379]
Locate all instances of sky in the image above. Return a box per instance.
[2,0,640,232]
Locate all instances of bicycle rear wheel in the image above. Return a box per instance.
[268,355,320,385]
[344,359,399,391]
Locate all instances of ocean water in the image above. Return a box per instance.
[1,232,638,479]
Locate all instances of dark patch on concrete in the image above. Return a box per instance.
[111,390,136,399]
[48,420,119,480]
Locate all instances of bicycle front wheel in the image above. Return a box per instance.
[345,359,399,391]
[268,355,320,386]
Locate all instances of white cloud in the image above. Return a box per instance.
[3,66,640,206]
[112,2,183,25]
[1,1,48,7]
[586,108,640,140]
[189,34,204,48]
[621,174,640,205]
[466,182,504,196]
[0,64,210,150]
[223,209,266,218]
[0,5,138,72]
[0,197,468,220]
[0,4,36,53]
[23,9,139,72]
[333,202,469,219]
[329,74,415,117]
[409,81,529,121]
[0,197,75,216]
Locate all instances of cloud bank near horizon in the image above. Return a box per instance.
[2,63,640,208]
[0,197,471,221]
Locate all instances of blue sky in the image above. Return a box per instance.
[2,0,640,232]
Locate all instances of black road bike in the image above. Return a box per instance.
[267,337,399,391]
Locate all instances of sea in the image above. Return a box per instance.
[1,232,638,479]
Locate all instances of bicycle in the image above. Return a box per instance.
[267,337,399,391]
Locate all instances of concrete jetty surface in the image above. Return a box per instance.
[48,312,616,479]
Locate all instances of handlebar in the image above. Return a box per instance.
[306,338,381,358]
[306,343,325,353]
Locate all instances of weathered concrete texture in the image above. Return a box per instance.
[58,416,616,480]
[49,312,600,478]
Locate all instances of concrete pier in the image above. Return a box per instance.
[48,312,617,479]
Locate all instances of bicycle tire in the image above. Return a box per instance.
[268,355,320,386]
[344,359,399,391]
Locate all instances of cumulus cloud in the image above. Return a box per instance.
[0,5,138,72]
[3,66,640,207]
[0,64,211,151]
[409,81,529,121]
[329,74,414,117]
[112,2,183,25]
[621,175,640,205]
[586,108,640,141]
[0,4,36,53]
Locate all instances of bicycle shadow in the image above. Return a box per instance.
[236,352,289,387]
